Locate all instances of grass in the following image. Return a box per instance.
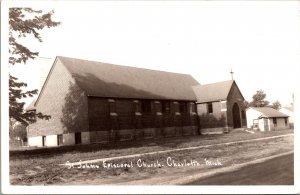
[9,129,293,185]
[10,129,293,160]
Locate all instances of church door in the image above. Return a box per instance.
[232,103,241,128]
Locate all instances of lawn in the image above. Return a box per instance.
[9,129,293,185]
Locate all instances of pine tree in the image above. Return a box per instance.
[9,8,60,125]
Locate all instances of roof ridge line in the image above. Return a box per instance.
[57,56,193,76]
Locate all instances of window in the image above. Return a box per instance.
[221,101,227,111]
[141,100,151,113]
[155,101,162,112]
[133,100,141,113]
[273,118,277,126]
[162,101,170,113]
[284,118,288,126]
[179,102,187,113]
[57,134,63,145]
[108,99,116,113]
[190,103,196,113]
[207,103,213,113]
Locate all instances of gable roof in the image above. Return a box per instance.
[53,56,199,101]
[252,107,289,118]
[192,80,234,103]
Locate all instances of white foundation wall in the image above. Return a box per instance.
[45,135,58,147]
[63,133,75,145]
[28,136,43,147]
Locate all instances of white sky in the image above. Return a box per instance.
[6,1,300,106]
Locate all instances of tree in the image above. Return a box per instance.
[249,90,270,107]
[271,100,281,110]
[9,8,60,125]
[9,120,27,142]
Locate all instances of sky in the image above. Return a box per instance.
[5,0,300,107]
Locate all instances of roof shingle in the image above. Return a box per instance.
[192,80,234,103]
[58,56,199,101]
[252,107,289,118]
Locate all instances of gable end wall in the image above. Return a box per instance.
[226,82,247,128]
[27,58,89,137]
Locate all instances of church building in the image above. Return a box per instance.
[27,56,199,147]
[26,56,247,147]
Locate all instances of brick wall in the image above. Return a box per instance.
[28,58,89,137]
[88,97,197,132]
[226,82,247,128]
[88,98,111,131]
[116,100,135,129]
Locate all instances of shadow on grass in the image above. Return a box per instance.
[9,134,221,159]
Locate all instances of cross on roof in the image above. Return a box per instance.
[230,69,234,80]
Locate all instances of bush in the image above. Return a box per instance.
[199,114,226,128]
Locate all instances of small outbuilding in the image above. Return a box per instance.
[246,107,289,131]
